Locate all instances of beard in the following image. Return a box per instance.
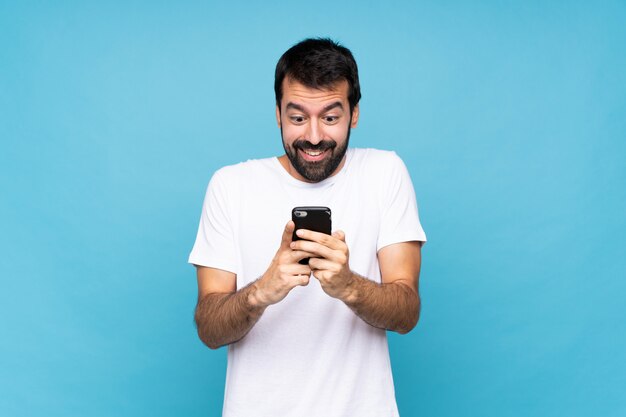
[281,128,351,182]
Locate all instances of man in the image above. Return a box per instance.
[189,38,426,417]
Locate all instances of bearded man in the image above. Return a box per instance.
[189,38,427,417]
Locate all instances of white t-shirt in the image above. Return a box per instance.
[189,148,426,417]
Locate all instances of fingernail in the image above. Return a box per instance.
[296,230,304,237]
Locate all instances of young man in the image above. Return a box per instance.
[189,38,426,417]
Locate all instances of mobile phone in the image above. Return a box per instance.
[292,206,332,265]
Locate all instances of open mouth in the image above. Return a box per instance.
[298,148,329,162]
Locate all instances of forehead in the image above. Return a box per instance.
[281,77,349,108]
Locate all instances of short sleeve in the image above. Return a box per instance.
[376,153,427,251]
[188,169,237,273]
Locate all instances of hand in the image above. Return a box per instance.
[290,229,356,301]
[252,221,314,307]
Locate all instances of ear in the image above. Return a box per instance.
[350,104,360,128]
[276,105,281,128]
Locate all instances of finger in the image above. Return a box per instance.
[287,249,316,263]
[309,269,328,282]
[281,273,310,293]
[332,230,346,242]
[280,221,295,250]
[295,273,310,287]
[308,257,337,272]
[295,229,344,250]
[282,263,312,276]
[283,266,311,287]
[311,269,327,282]
[291,239,334,260]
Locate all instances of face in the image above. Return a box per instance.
[277,78,359,182]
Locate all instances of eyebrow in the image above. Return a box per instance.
[285,101,344,113]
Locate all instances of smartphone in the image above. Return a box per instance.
[292,206,332,265]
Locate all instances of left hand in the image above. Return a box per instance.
[290,229,355,301]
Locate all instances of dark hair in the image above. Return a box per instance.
[274,38,361,113]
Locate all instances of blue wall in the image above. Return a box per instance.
[1,1,624,416]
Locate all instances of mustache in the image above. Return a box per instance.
[293,139,336,152]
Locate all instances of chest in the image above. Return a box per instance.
[232,176,382,286]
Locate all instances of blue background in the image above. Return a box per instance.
[1,1,625,416]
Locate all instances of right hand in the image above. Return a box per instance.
[251,221,313,307]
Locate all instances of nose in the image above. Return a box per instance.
[305,119,323,145]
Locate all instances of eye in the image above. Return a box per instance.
[290,115,306,124]
[323,115,339,124]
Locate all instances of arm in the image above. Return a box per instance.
[194,266,264,350]
[343,241,421,334]
[194,221,313,349]
[292,229,422,334]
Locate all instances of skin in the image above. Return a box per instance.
[277,77,358,182]
[194,78,422,349]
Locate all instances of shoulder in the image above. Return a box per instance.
[211,156,277,185]
[346,148,415,201]
[350,147,404,165]
[348,148,407,176]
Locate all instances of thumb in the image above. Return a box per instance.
[332,230,346,242]
[280,220,295,250]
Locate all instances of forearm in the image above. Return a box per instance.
[344,273,420,334]
[194,283,266,349]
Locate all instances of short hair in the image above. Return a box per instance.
[274,38,361,113]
